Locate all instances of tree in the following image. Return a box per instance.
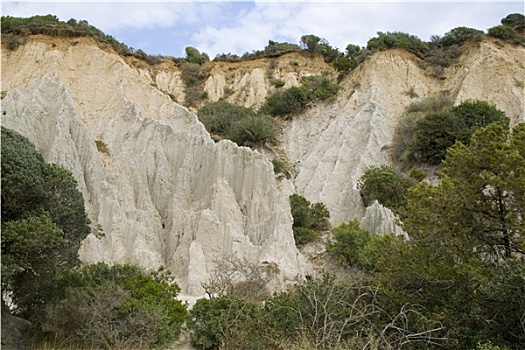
[1,209,64,317]
[300,34,323,53]
[384,123,525,347]
[1,127,90,321]
[185,46,209,64]
[1,127,46,221]
[407,123,525,259]
[438,123,525,259]
[501,13,525,32]
[42,164,90,267]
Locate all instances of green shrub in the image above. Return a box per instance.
[271,78,286,87]
[411,110,467,164]
[449,99,509,137]
[300,75,339,101]
[261,75,338,116]
[180,61,211,107]
[187,295,261,350]
[41,263,188,349]
[228,113,277,146]
[394,98,509,166]
[358,165,416,214]
[198,101,277,146]
[0,15,159,62]
[406,92,454,114]
[185,46,209,64]
[393,93,453,164]
[488,25,518,40]
[329,220,374,268]
[289,194,330,245]
[366,31,428,56]
[489,13,525,45]
[271,158,292,177]
[292,227,319,246]
[261,86,308,116]
[439,27,484,47]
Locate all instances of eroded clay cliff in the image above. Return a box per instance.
[2,35,523,294]
[1,36,310,295]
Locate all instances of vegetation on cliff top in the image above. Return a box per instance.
[2,13,523,73]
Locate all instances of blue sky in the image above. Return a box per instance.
[2,1,523,58]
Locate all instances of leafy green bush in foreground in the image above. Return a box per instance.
[40,263,188,349]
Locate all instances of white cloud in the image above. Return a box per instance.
[2,1,522,58]
[191,1,523,57]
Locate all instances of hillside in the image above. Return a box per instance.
[2,28,524,298]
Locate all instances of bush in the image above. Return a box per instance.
[300,75,339,101]
[41,263,188,349]
[366,31,428,57]
[394,98,509,166]
[489,13,525,45]
[0,15,158,62]
[228,113,277,146]
[439,27,484,47]
[488,25,517,40]
[411,110,467,164]
[357,165,416,214]
[261,75,338,117]
[197,101,277,146]
[271,158,292,178]
[187,295,261,350]
[289,194,330,245]
[329,220,374,268]
[406,92,454,114]
[261,86,308,116]
[179,62,211,107]
[185,46,209,64]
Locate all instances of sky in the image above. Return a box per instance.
[1,1,523,58]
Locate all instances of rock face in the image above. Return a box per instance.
[282,43,525,228]
[1,37,309,295]
[2,35,523,293]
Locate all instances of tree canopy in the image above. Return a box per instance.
[1,127,90,318]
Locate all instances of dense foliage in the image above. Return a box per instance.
[1,15,163,64]
[1,127,91,320]
[197,101,277,146]
[41,263,188,349]
[187,295,264,350]
[488,13,525,45]
[187,122,525,350]
[261,75,338,116]
[394,97,509,166]
[289,194,330,245]
[1,128,187,349]
[367,31,429,56]
[357,165,416,214]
